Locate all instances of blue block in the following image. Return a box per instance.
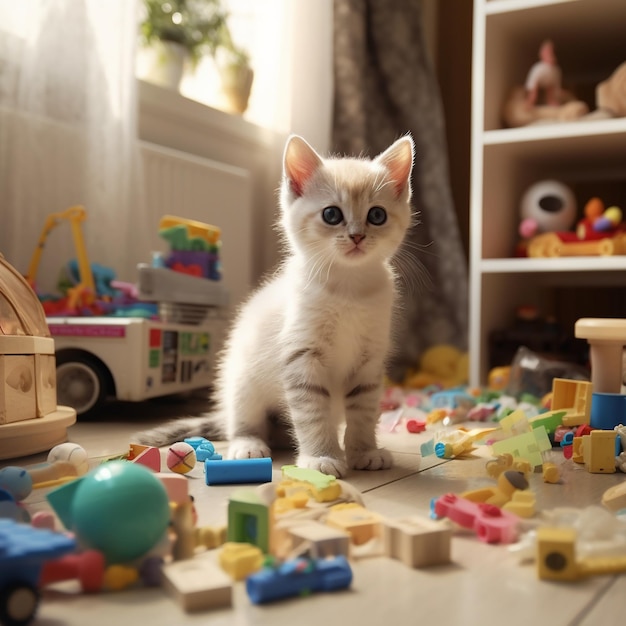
[204,458,272,485]
[246,556,352,604]
[590,392,626,430]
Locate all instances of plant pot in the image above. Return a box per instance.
[217,62,254,115]
[138,40,189,91]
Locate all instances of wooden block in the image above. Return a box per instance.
[326,504,385,546]
[161,558,232,612]
[288,521,351,558]
[383,516,451,568]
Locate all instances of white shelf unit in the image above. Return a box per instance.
[469,0,626,386]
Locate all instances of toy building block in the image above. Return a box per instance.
[537,526,626,581]
[485,453,531,478]
[434,427,497,459]
[245,555,352,605]
[542,462,561,484]
[491,426,552,469]
[204,457,272,486]
[589,392,626,430]
[433,493,520,544]
[575,318,626,394]
[601,482,626,513]
[325,504,386,547]
[287,521,351,559]
[462,470,529,508]
[528,410,566,435]
[218,542,264,580]
[128,443,161,472]
[581,429,618,473]
[156,473,189,505]
[550,378,592,427]
[161,557,232,612]
[196,525,227,550]
[502,490,536,518]
[279,464,341,502]
[171,501,196,561]
[227,489,271,554]
[103,564,139,591]
[40,549,106,593]
[383,516,451,568]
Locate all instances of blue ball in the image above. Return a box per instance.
[0,466,33,501]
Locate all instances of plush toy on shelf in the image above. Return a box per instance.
[524,195,626,258]
[503,40,589,128]
[525,40,562,107]
[516,180,577,254]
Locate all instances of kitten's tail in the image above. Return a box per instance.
[133,414,225,448]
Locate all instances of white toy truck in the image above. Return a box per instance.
[48,266,229,416]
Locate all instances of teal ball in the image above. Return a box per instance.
[71,461,169,564]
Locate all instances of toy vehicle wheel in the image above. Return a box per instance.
[56,354,108,416]
[0,582,40,626]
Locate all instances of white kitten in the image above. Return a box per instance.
[137,134,414,478]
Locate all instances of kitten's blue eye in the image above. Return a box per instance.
[367,206,387,225]
[322,206,343,225]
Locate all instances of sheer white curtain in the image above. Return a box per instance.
[0,0,147,292]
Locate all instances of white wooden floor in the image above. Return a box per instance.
[5,395,626,626]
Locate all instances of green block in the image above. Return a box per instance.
[281,464,337,491]
[227,489,270,554]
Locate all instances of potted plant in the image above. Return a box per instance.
[213,23,254,114]
[139,0,228,89]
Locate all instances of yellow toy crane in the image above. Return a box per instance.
[26,206,96,307]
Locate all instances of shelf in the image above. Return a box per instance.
[480,256,626,274]
[485,0,577,15]
[470,0,626,386]
[483,117,626,146]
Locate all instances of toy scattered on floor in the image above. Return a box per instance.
[432,493,520,544]
[204,457,273,486]
[0,518,77,625]
[245,555,353,605]
[47,442,89,475]
[403,344,469,389]
[46,460,170,564]
[167,441,197,474]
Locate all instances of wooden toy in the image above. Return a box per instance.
[575,318,626,394]
[383,516,451,568]
[0,254,76,459]
[161,557,232,612]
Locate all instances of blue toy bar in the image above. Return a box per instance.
[204,457,273,485]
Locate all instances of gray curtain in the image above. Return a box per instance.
[333,0,469,382]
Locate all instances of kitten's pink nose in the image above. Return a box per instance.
[350,234,365,245]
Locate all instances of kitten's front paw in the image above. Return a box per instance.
[228,436,271,459]
[348,448,393,471]
[297,454,348,479]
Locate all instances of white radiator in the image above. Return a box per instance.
[139,141,253,313]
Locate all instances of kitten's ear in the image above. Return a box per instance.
[375,135,415,198]
[283,135,323,197]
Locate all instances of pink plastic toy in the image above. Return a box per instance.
[432,493,520,544]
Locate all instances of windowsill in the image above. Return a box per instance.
[137,79,277,148]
